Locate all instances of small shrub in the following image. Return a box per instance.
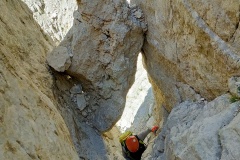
[230,95,240,103]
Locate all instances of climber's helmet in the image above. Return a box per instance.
[125,136,139,153]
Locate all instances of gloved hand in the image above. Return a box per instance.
[151,126,159,134]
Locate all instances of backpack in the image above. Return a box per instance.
[119,131,133,144]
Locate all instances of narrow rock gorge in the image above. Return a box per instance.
[2,0,240,160]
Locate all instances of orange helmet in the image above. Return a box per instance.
[125,136,139,152]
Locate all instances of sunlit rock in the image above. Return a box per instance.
[48,0,147,132]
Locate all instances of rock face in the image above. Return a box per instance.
[4,0,240,159]
[22,0,77,42]
[151,94,240,160]
[0,0,79,159]
[51,71,126,159]
[47,0,147,132]
[132,0,240,112]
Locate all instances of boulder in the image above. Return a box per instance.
[47,46,71,72]
[47,0,147,132]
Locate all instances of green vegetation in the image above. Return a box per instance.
[230,95,240,103]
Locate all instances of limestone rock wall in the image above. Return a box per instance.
[51,71,126,159]
[0,0,79,159]
[127,0,240,159]
[4,0,240,159]
[132,0,240,113]
[22,0,77,42]
[151,94,240,160]
[47,0,147,132]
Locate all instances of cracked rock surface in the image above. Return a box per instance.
[132,0,240,112]
[3,0,240,159]
[150,94,240,160]
[0,1,79,159]
[47,0,147,132]
[22,0,77,42]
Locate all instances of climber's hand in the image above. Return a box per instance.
[151,126,159,135]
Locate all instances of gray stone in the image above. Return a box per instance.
[82,111,88,117]
[220,110,240,160]
[48,0,147,132]
[47,46,71,72]
[22,0,77,42]
[228,76,240,97]
[151,94,240,160]
[70,84,82,94]
[134,10,142,18]
[76,94,87,111]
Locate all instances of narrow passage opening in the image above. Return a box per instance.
[116,53,155,133]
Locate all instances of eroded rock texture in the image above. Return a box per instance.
[47,0,147,132]
[132,0,240,113]
[22,0,77,42]
[4,0,240,159]
[151,94,240,160]
[0,1,79,159]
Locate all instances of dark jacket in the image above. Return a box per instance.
[122,135,146,160]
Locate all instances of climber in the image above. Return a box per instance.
[119,126,159,160]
